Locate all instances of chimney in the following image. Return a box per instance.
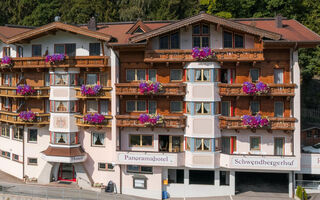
[275,14,283,28]
[88,16,97,31]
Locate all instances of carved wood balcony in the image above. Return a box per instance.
[144,49,264,63]
[11,56,109,69]
[75,114,112,128]
[219,116,296,131]
[115,83,186,96]
[116,115,187,129]
[74,87,112,99]
[219,83,296,97]
[0,86,49,98]
[0,111,49,126]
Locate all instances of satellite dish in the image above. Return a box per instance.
[54,16,61,22]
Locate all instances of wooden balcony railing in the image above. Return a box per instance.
[0,86,50,98]
[219,83,296,97]
[116,115,187,129]
[115,83,186,96]
[74,87,112,99]
[11,56,109,69]
[0,111,49,125]
[144,49,264,63]
[74,114,112,128]
[219,116,296,131]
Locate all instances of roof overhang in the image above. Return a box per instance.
[129,13,282,43]
[263,40,320,49]
[7,22,112,44]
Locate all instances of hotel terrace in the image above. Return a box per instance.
[0,13,319,199]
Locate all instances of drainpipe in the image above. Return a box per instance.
[22,125,25,181]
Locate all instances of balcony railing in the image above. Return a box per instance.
[74,114,112,128]
[0,86,49,98]
[144,49,264,63]
[219,116,296,131]
[0,111,49,125]
[115,83,186,96]
[116,115,187,129]
[74,87,112,99]
[219,83,296,97]
[11,56,109,69]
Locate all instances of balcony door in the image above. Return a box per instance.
[274,137,284,155]
[222,136,236,154]
[58,163,76,182]
[220,69,235,84]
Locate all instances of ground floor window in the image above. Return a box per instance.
[220,171,230,185]
[27,157,37,165]
[168,169,184,184]
[98,163,114,171]
[127,165,153,174]
[189,170,215,185]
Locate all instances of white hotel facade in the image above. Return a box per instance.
[0,13,319,199]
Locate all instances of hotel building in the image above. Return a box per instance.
[0,13,319,199]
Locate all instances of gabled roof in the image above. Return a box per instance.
[129,13,282,43]
[127,19,151,34]
[6,22,112,44]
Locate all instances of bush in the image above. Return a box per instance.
[296,186,308,200]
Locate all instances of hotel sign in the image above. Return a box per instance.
[117,153,178,166]
[231,157,298,169]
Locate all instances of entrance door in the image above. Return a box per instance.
[58,163,76,182]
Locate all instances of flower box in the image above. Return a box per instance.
[242,114,269,128]
[80,85,102,96]
[84,113,105,124]
[45,54,65,64]
[191,47,216,60]
[16,85,36,96]
[19,111,36,122]
[139,81,162,94]
[1,56,12,67]
[242,81,269,95]
[139,114,163,126]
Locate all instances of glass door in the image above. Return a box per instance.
[58,163,76,182]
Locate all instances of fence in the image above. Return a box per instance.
[296,180,320,189]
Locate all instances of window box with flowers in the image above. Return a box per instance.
[83,113,105,124]
[19,111,36,122]
[242,81,269,95]
[1,56,13,68]
[45,54,65,64]
[139,114,163,127]
[191,47,216,61]
[80,85,102,96]
[16,85,36,96]
[139,81,162,94]
[242,114,269,129]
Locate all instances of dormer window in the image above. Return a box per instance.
[134,27,144,34]
[159,31,180,49]
[192,24,210,48]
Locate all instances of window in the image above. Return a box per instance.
[54,44,76,56]
[89,43,101,56]
[134,27,144,33]
[86,73,98,85]
[220,171,230,186]
[148,101,157,114]
[234,34,244,48]
[170,101,183,113]
[3,74,12,86]
[307,131,312,138]
[98,163,114,171]
[221,101,231,116]
[168,169,184,184]
[250,101,259,115]
[87,100,98,113]
[0,150,10,159]
[3,47,10,57]
[274,137,284,156]
[28,129,37,143]
[193,24,210,48]
[159,135,183,152]
[51,132,78,145]
[195,138,211,151]
[250,68,259,82]
[222,136,236,154]
[189,170,215,185]
[129,135,153,147]
[170,69,182,81]
[274,101,284,117]
[127,165,153,174]
[54,74,68,85]
[45,99,50,113]
[223,31,233,48]
[13,154,19,162]
[32,45,41,57]
[13,127,23,140]
[45,73,50,86]
[126,100,146,112]
[195,69,210,82]
[126,69,146,81]
[195,102,210,115]
[148,69,157,82]
[17,46,23,57]
[100,100,108,115]
[92,132,104,146]
[250,137,261,151]
[55,133,68,144]
[274,69,283,84]
[159,32,180,49]
[1,126,10,138]
[27,158,37,165]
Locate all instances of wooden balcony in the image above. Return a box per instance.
[75,114,112,128]
[219,116,296,131]
[10,56,109,69]
[0,111,49,126]
[116,115,187,129]
[74,87,112,99]
[115,83,186,96]
[0,86,49,98]
[144,49,264,63]
[219,83,296,97]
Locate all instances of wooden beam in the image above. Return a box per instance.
[100,41,105,56]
